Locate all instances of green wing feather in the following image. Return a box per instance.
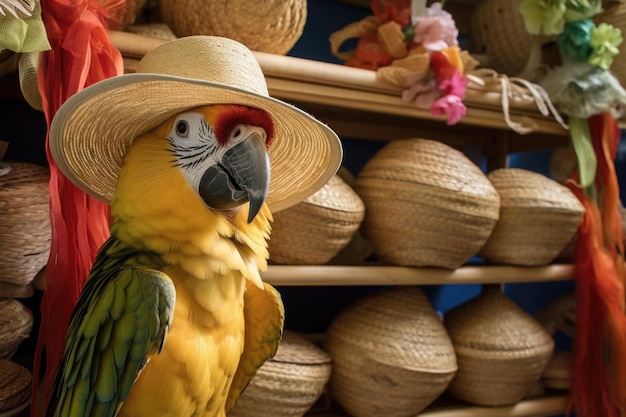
[225,281,284,412]
[47,236,175,417]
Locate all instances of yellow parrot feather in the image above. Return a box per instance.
[226,280,285,412]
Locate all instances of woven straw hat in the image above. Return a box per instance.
[478,168,584,266]
[49,36,342,212]
[159,0,307,55]
[229,331,331,417]
[355,138,500,269]
[268,174,365,265]
[326,287,457,417]
[0,162,51,287]
[444,289,554,406]
[471,0,533,76]
[0,359,31,413]
[534,293,576,391]
[0,299,33,360]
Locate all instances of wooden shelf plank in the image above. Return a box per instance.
[264,77,568,137]
[110,31,570,150]
[308,395,567,417]
[262,264,574,286]
[419,396,567,417]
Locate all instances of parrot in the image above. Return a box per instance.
[45,103,285,417]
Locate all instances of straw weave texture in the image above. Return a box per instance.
[159,0,307,54]
[444,289,554,406]
[478,168,584,266]
[0,359,31,412]
[326,287,457,417]
[541,350,571,390]
[268,174,364,264]
[0,162,51,286]
[471,0,532,75]
[535,293,576,390]
[229,332,331,417]
[355,138,500,269]
[0,299,33,360]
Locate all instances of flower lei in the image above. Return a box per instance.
[520,0,623,85]
[521,0,626,186]
[329,0,476,125]
[520,2,626,417]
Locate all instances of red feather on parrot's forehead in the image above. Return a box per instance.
[213,105,275,147]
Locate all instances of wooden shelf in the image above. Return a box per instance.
[263,76,569,152]
[262,263,574,286]
[110,31,570,153]
[108,30,574,417]
[420,396,567,417]
[310,395,567,417]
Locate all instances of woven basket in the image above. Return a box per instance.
[229,331,331,417]
[444,289,555,406]
[355,138,500,269]
[0,299,33,359]
[595,3,626,87]
[471,0,533,75]
[268,174,365,265]
[541,349,571,390]
[326,287,457,417]
[0,359,31,412]
[534,293,576,390]
[478,168,584,266]
[0,162,51,286]
[158,0,307,55]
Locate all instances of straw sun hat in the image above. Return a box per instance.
[49,36,342,212]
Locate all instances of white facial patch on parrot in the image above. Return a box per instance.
[166,111,224,191]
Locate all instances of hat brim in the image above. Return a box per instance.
[50,73,342,213]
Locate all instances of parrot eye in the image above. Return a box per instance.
[176,120,189,138]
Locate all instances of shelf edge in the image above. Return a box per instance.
[262,264,574,286]
[419,395,567,417]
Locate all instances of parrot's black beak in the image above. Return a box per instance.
[198,132,270,223]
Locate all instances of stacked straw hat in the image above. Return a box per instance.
[326,287,457,417]
[0,359,31,414]
[534,293,576,390]
[229,331,331,417]
[0,299,33,360]
[444,288,555,406]
[355,138,500,269]
[471,0,533,76]
[478,168,584,266]
[158,0,307,55]
[268,174,365,265]
[0,161,51,289]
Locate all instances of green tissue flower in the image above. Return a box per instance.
[588,23,623,69]
[563,0,603,22]
[520,0,567,35]
[558,20,594,62]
